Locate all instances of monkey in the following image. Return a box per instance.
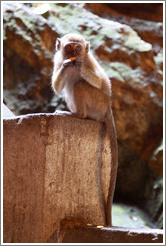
[51,33,118,226]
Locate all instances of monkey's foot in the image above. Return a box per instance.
[98,116,105,122]
[55,110,73,116]
[55,110,86,119]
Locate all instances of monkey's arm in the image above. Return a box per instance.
[80,53,107,90]
[80,65,102,89]
[52,65,67,94]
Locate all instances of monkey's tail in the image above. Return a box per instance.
[105,107,118,226]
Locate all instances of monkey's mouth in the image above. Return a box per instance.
[70,57,76,61]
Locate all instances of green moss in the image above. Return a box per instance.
[154,54,163,64]
[3,9,12,22]
[98,19,122,40]
[48,4,115,49]
[3,29,7,40]
[16,11,36,32]
[154,53,163,75]
[124,32,152,52]
[48,3,152,53]
[101,61,125,82]
[110,62,133,81]
[5,18,16,28]
[112,203,153,228]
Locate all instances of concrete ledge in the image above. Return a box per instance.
[3,113,111,243]
[60,226,163,243]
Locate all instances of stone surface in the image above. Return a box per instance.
[106,3,163,22]
[112,203,153,228]
[3,3,58,115]
[144,177,163,229]
[56,225,163,243]
[3,113,111,243]
[84,3,163,51]
[148,142,163,176]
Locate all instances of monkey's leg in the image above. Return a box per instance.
[72,82,88,119]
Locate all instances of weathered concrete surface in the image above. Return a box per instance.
[3,113,111,243]
[60,226,163,243]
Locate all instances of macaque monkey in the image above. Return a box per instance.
[51,33,118,226]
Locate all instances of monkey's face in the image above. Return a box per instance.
[63,42,83,59]
[56,34,90,60]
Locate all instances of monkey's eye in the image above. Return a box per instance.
[65,44,73,53]
[67,45,72,50]
[76,45,81,51]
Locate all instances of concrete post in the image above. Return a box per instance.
[3,113,111,243]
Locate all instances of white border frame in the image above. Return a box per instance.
[1,1,165,245]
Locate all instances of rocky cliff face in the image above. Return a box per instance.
[3,3,163,228]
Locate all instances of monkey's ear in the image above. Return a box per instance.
[85,41,90,53]
[56,38,61,51]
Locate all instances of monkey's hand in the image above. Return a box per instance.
[74,59,83,70]
[63,59,74,68]
[63,58,83,70]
